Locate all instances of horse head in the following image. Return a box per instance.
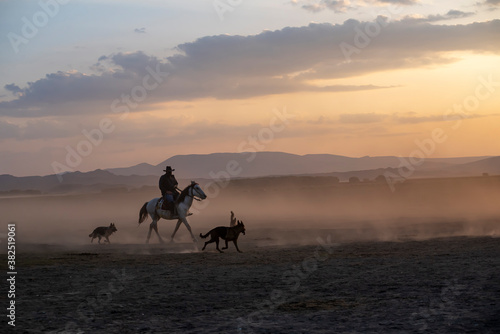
[191,181,207,200]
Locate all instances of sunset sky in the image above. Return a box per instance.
[1,0,499,176]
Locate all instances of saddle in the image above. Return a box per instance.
[158,198,176,215]
[157,198,193,218]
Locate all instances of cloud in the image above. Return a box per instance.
[337,112,499,125]
[1,19,499,118]
[443,9,475,19]
[377,0,418,4]
[291,0,418,13]
[134,27,146,34]
[0,52,170,117]
[299,0,351,13]
[4,84,23,96]
[482,0,500,6]
[339,113,388,123]
[401,10,476,23]
[394,112,498,124]
[477,0,500,11]
[393,113,446,124]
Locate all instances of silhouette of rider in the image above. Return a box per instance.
[159,166,178,211]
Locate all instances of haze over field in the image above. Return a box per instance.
[1,175,498,247]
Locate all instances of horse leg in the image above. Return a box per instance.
[146,218,157,244]
[171,219,182,242]
[181,218,197,242]
[152,222,164,244]
[222,239,229,250]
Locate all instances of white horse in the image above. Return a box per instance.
[138,181,207,243]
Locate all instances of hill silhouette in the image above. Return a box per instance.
[107,152,489,178]
[0,152,497,194]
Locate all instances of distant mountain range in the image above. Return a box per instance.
[107,152,492,178]
[0,152,498,193]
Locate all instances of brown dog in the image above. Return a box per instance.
[200,220,246,253]
[89,223,117,244]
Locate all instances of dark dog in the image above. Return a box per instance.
[89,223,117,244]
[200,220,246,253]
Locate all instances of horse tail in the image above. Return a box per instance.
[199,231,210,239]
[89,233,93,237]
[138,202,149,225]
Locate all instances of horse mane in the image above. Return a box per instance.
[176,182,196,204]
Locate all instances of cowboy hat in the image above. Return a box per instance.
[163,166,175,172]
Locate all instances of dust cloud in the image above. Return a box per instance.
[1,175,499,249]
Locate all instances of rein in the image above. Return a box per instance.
[190,186,203,201]
[184,184,202,202]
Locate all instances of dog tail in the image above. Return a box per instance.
[138,202,149,225]
[199,232,209,239]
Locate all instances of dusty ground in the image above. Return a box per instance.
[2,177,500,333]
[6,231,500,333]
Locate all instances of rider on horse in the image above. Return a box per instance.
[159,166,179,212]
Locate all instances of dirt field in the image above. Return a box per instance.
[6,232,500,333]
[2,176,500,333]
